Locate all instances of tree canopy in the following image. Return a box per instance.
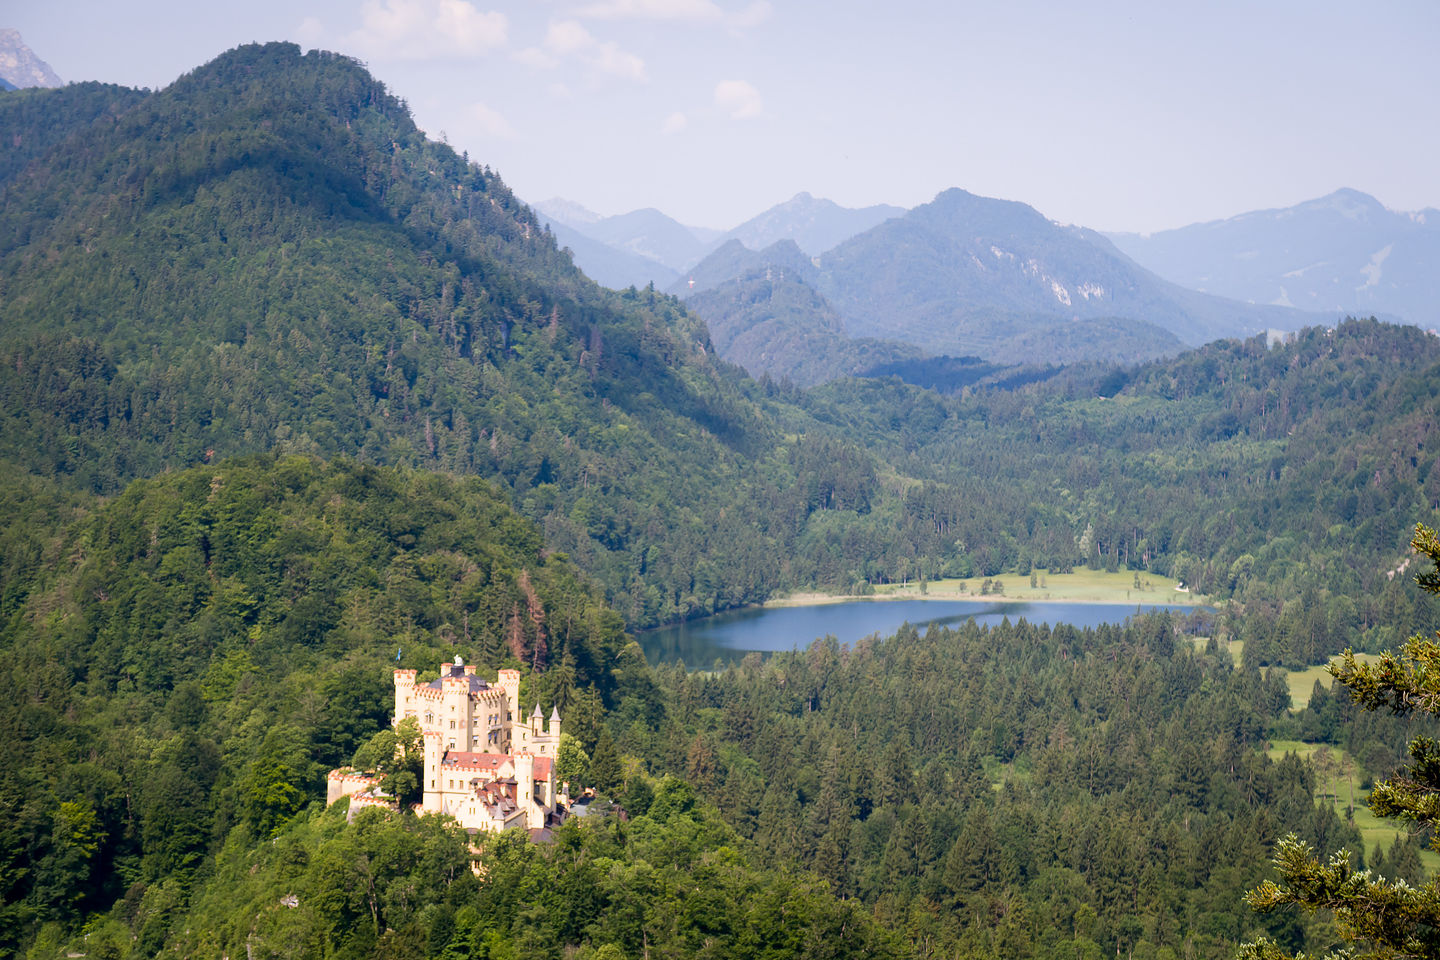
[1241,523,1440,959]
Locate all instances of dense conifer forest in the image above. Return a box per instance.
[2,42,1439,959]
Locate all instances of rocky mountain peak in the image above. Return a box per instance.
[0,29,63,89]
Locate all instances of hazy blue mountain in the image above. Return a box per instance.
[0,29,62,89]
[536,192,901,285]
[0,78,16,92]
[688,223,727,244]
[1107,188,1440,327]
[722,191,905,256]
[539,212,679,289]
[815,188,1325,355]
[572,206,720,272]
[675,235,1169,381]
[534,196,603,228]
[670,238,817,297]
[684,264,923,387]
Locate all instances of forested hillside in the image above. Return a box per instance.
[684,265,923,387]
[631,615,1370,958]
[0,455,908,958]
[800,319,1440,653]
[0,43,798,628]
[3,45,1435,638]
[4,40,1440,960]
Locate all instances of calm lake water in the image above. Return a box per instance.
[638,598,1198,667]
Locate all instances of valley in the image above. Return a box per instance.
[0,37,1437,960]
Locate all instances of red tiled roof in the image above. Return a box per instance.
[442,752,511,769]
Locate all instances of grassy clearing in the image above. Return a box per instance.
[1280,653,1379,711]
[1267,738,1439,874]
[1189,636,1244,665]
[869,568,1206,607]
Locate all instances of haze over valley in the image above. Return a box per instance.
[2,10,1439,960]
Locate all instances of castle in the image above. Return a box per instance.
[327,657,568,836]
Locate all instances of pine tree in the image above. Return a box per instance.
[589,728,622,795]
[1240,523,1440,959]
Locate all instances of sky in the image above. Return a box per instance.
[8,0,1438,233]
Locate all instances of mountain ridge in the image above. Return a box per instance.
[810,187,1327,355]
[1107,188,1440,325]
[0,42,801,627]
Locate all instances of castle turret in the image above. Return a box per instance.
[422,731,445,814]
[496,668,521,726]
[549,705,562,743]
[392,669,418,727]
[515,752,540,828]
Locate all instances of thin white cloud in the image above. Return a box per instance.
[729,1,772,28]
[324,0,508,60]
[574,0,772,27]
[516,19,647,81]
[662,111,688,134]
[589,41,646,80]
[512,47,558,69]
[714,79,762,119]
[545,19,595,55]
[469,101,517,139]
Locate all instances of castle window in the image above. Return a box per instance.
[450,720,456,729]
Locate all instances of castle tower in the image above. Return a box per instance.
[496,668,521,726]
[515,752,539,828]
[392,668,418,727]
[441,662,473,751]
[548,705,562,744]
[421,731,445,814]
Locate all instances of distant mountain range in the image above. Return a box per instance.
[535,199,706,283]
[1107,188,1440,328]
[682,243,923,388]
[670,189,1322,379]
[813,188,1318,353]
[723,192,904,257]
[540,214,680,290]
[535,192,903,291]
[537,184,1435,379]
[0,29,62,89]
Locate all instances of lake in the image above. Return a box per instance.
[638,597,1199,667]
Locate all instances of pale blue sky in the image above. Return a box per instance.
[9,0,1438,232]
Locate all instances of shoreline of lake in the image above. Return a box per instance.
[764,580,1208,611]
[639,594,1209,668]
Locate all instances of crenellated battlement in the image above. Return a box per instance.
[326,769,380,805]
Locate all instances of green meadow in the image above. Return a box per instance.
[1267,738,1438,874]
[1280,653,1380,711]
[871,567,1205,606]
